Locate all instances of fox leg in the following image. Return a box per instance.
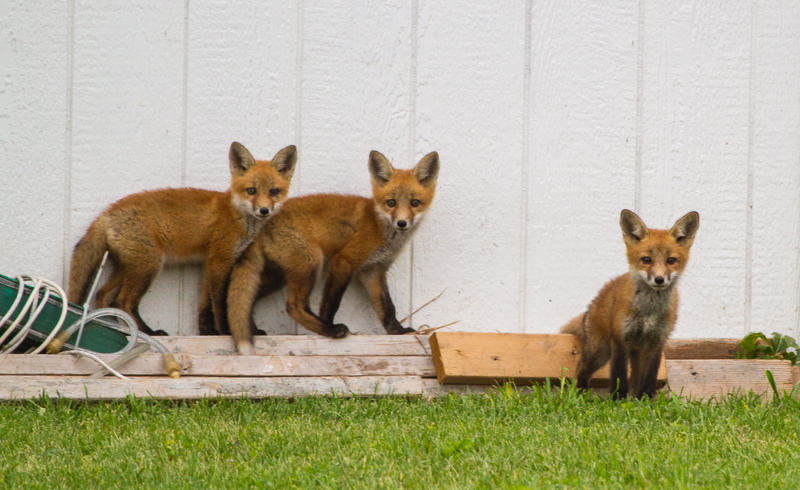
[318,257,352,326]
[197,274,216,335]
[285,269,349,339]
[633,347,664,398]
[113,264,167,336]
[226,248,267,353]
[95,268,123,309]
[574,318,611,391]
[609,340,629,399]
[203,256,236,336]
[358,267,414,334]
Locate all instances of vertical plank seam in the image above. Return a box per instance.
[177,0,191,335]
[407,0,418,328]
[796,14,800,340]
[634,0,644,212]
[293,0,305,334]
[294,0,304,195]
[62,0,76,286]
[519,0,532,333]
[744,2,756,335]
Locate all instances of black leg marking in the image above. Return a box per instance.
[639,350,664,398]
[609,346,629,400]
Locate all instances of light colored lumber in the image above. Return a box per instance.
[429,332,666,385]
[663,338,740,359]
[0,376,428,401]
[0,353,435,378]
[793,366,800,385]
[665,359,795,400]
[156,335,431,356]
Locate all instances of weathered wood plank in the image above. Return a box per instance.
[430,332,666,385]
[663,338,740,359]
[0,353,435,378]
[156,335,431,356]
[665,359,794,400]
[793,366,800,386]
[0,376,428,401]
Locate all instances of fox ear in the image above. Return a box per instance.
[670,211,699,247]
[413,151,439,187]
[369,150,395,186]
[620,209,648,243]
[270,145,297,181]
[229,142,256,176]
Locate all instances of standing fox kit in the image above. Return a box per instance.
[68,142,297,336]
[227,150,439,353]
[561,209,699,398]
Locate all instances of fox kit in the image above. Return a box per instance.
[68,142,297,336]
[227,150,439,353]
[560,209,699,398]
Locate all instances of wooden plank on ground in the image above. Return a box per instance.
[0,354,435,378]
[663,338,740,359]
[429,332,666,385]
[793,366,800,385]
[665,359,794,400]
[0,376,428,401]
[156,335,431,356]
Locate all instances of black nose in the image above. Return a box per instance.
[396,220,407,229]
[654,276,665,285]
[259,207,270,216]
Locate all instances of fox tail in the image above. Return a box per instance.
[67,219,108,304]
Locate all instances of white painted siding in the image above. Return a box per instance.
[1,1,798,339]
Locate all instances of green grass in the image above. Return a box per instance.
[2,385,800,489]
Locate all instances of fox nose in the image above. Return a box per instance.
[396,220,408,229]
[258,207,270,217]
[654,276,665,285]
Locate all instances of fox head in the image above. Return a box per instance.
[620,209,699,291]
[229,142,296,220]
[369,150,439,232]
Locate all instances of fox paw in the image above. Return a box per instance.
[386,325,415,335]
[326,324,350,338]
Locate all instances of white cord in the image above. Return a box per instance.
[63,350,130,380]
[0,276,69,354]
[0,271,172,378]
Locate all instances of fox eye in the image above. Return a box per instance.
[386,199,396,208]
[410,199,421,208]
[641,256,652,264]
[246,187,257,195]
[269,188,280,197]
[667,257,677,265]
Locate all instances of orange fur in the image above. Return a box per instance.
[67,142,296,336]
[227,150,439,353]
[560,209,699,398]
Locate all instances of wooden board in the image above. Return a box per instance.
[429,332,667,385]
[665,359,796,400]
[156,335,431,356]
[663,338,740,359]
[0,376,429,400]
[0,353,435,378]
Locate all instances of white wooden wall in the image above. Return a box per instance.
[1,1,798,339]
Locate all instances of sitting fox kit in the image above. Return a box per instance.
[227,150,440,353]
[68,142,297,336]
[561,209,699,398]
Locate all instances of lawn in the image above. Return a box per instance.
[2,384,799,489]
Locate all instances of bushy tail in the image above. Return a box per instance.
[559,313,586,341]
[67,219,108,304]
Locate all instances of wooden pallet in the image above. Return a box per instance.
[1,334,797,401]
[0,335,492,401]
